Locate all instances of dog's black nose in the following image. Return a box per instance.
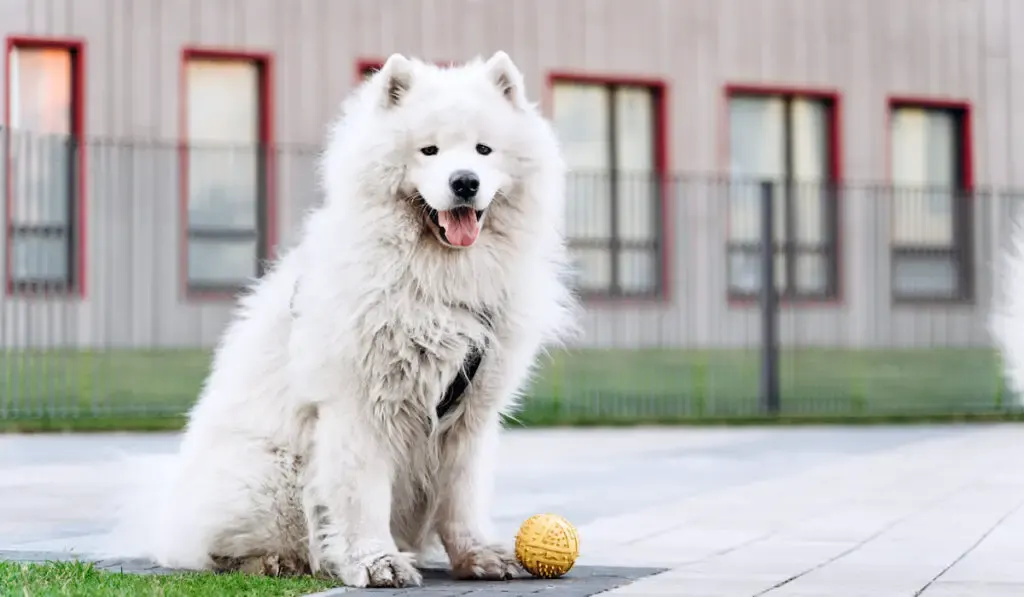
[449,170,480,202]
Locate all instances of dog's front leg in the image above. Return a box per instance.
[304,402,422,588]
[436,418,521,580]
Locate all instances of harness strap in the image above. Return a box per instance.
[436,306,494,421]
[436,344,485,420]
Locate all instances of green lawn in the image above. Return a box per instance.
[0,347,1015,429]
[0,561,338,597]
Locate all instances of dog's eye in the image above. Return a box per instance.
[420,145,439,156]
[476,144,493,156]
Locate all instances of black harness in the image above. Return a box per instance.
[435,344,485,421]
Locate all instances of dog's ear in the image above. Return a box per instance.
[485,51,527,109]
[377,53,414,109]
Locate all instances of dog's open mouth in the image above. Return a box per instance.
[427,206,486,248]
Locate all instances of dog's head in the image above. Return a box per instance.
[323,51,565,252]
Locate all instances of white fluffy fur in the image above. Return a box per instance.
[112,52,577,588]
[991,216,1024,406]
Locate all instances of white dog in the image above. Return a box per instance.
[991,217,1024,406]
[116,51,577,588]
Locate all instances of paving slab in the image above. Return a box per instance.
[302,566,665,596]
[3,426,1024,596]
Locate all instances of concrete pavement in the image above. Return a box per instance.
[1,425,1022,595]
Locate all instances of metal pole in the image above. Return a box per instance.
[759,180,780,415]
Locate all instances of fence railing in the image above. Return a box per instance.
[0,132,1021,425]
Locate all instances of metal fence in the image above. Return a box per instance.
[0,132,1021,424]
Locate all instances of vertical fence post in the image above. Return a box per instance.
[759,180,781,415]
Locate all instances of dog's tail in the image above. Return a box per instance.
[990,215,1024,406]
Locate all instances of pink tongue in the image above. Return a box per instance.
[437,209,480,247]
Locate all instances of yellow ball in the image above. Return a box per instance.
[514,513,580,579]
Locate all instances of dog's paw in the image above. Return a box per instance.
[450,544,522,581]
[338,552,422,588]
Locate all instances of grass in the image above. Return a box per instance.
[0,561,338,597]
[0,347,1017,431]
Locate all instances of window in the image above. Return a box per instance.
[889,103,972,302]
[182,52,272,293]
[4,42,83,294]
[551,80,664,298]
[726,91,839,300]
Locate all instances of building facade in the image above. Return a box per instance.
[1,0,1022,350]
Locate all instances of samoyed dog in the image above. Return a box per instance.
[114,51,577,588]
[991,217,1024,406]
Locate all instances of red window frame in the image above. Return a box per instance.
[179,48,277,300]
[886,96,974,305]
[545,72,671,303]
[3,36,87,298]
[722,84,844,306]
